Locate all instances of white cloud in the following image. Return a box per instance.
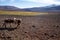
[0,0,15,2]
[22,0,60,5]
[1,0,60,5]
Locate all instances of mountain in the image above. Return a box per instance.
[23,5,60,12]
[0,6,32,11]
[0,6,23,11]
[0,5,60,12]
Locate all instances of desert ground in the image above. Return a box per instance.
[0,12,60,40]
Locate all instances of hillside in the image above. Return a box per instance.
[0,6,22,11]
[0,5,60,12]
[23,5,60,12]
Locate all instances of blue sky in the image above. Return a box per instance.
[0,0,60,8]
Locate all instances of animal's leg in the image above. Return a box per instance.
[17,23,20,29]
[10,23,11,28]
[2,23,6,28]
[2,23,4,27]
[17,23,19,27]
[5,24,6,28]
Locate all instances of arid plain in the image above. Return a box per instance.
[0,11,60,40]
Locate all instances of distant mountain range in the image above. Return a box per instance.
[0,5,60,12]
[0,6,23,11]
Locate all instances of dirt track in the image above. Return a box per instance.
[0,14,60,40]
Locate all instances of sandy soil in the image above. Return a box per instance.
[0,14,60,40]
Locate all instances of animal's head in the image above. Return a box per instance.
[14,18,22,21]
[14,18,16,20]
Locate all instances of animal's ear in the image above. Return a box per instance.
[14,18,16,20]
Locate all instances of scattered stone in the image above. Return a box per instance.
[56,25,59,28]
[53,25,59,28]
[32,25,36,28]
[44,33,48,36]
[50,35,54,38]
[25,32,27,33]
